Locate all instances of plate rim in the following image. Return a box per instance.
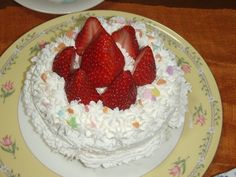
[14,0,104,14]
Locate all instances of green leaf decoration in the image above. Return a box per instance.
[181,160,186,174]
[151,88,160,97]
[12,142,16,154]
[1,146,11,153]
[67,117,78,129]
[1,88,6,94]
[5,90,15,97]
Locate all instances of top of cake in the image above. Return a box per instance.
[52,17,157,110]
[23,16,191,168]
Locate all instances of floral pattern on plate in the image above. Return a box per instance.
[0,81,15,103]
[0,135,19,158]
[0,159,20,177]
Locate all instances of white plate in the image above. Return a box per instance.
[18,95,184,177]
[14,0,103,14]
[214,168,236,177]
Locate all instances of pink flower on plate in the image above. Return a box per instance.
[1,81,15,103]
[195,115,206,126]
[0,135,19,158]
[0,135,13,147]
[169,156,189,177]
[169,165,181,177]
[181,64,191,73]
[192,104,207,127]
[2,81,14,92]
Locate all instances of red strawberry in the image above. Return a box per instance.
[81,32,125,88]
[65,69,100,104]
[75,17,106,55]
[101,71,137,110]
[52,46,76,81]
[133,46,156,86]
[112,25,139,59]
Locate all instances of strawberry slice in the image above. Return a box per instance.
[112,25,139,59]
[133,46,156,86]
[52,46,76,81]
[81,32,125,88]
[65,69,100,104]
[101,71,137,110]
[75,17,106,55]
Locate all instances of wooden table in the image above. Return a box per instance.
[0,0,235,176]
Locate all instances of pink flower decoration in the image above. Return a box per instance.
[181,64,191,73]
[166,66,174,75]
[195,115,206,126]
[0,135,19,158]
[2,81,14,92]
[143,88,156,101]
[169,165,181,177]
[0,135,13,147]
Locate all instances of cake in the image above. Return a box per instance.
[22,16,191,168]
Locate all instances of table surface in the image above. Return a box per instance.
[0,0,235,176]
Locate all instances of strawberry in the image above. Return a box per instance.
[75,17,106,55]
[133,46,156,86]
[80,32,125,88]
[52,46,76,81]
[112,25,139,59]
[101,71,137,110]
[65,69,100,104]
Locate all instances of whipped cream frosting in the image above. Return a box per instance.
[22,16,191,168]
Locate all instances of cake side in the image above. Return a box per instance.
[22,16,191,168]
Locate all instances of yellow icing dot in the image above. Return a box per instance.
[41,73,47,82]
[151,88,160,97]
[103,106,109,113]
[66,31,74,38]
[67,108,74,114]
[55,43,66,52]
[157,79,166,85]
[132,121,140,129]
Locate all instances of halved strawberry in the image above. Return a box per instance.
[112,25,139,59]
[80,32,125,88]
[133,46,156,86]
[52,46,76,81]
[75,17,106,55]
[65,69,100,104]
[101,71,137,110]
